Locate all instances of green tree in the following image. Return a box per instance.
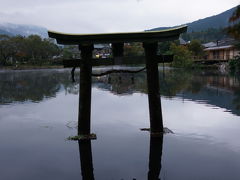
[157,41,172,55]
[187,39,204,57]
[229,56,240,72]
[62,45,76,59]
[169,43,193,68]
[124,43,144,56]
[227,5,240,40]
[11,36,28,63]
[40,38,60,60]
[0,35,60,66]
[0,35,15,65]
[25,35,43,61]
[227,5,240,73]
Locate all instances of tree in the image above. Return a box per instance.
[227,5,240,73]
[11,36,28,63]
[25,35,43,61]
[124,43,144,56]
[157,41,172,55]
[187,39,204,57]
[62,45,77,59]
[40,38,60,60]
[0,35,60,66]
[0,35,15,65]
[227,5,240,40]
[169,43,193,68]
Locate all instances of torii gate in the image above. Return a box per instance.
[48,25,187,139]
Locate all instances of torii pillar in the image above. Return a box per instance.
[143,42,164,135]
[78,44,94,135]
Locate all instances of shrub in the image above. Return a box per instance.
[229,55,240,73]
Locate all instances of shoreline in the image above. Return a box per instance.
[0,65,64,71]
[0,64,225,72]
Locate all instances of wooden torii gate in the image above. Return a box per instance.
[48,25,187,139]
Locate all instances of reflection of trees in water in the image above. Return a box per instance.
[160,69,195,97]
[92,69,205,97]
[233,91,240,110]
[93,68,240,115]
[93,69,240,98]
[0,69,208,105]
[231,76,240,110]
[0,70,72,104]
[2,69,240,113]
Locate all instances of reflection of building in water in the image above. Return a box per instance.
[205,75,240,92]
[176,72,240,116]
[92,72,147,95]
[93,70,240,96]
[92,70,240,116]
[177,87,240,116]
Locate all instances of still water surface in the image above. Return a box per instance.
[0,68,240,180]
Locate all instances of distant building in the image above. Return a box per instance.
[203,42,217,48]
[179,37,187,45]
[93,44,111,58]
[204,45,239,60]
[203,38,240,61]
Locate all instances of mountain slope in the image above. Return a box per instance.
[188,6,237,32]
[151,6,237,32]
[0,23,48,38]
[0,29,13,36]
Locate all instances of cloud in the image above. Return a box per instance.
[0,0,239,33]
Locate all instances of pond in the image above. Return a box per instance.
[0,68,240,180]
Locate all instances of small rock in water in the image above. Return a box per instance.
[164,127,174,134]
[140,128,150,131]
[67,133,97,141]
[140,127,174,134]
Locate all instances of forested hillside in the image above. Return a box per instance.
[150,6,237,42]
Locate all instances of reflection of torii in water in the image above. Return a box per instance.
[78,135,164,180]
[148,134,163,180]
[77,84,165,179]
[78,140,94,180]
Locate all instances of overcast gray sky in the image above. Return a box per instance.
[0,0,239,33]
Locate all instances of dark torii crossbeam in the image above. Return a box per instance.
[48,25,187,139]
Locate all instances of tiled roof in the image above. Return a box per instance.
[204,45,233,51]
